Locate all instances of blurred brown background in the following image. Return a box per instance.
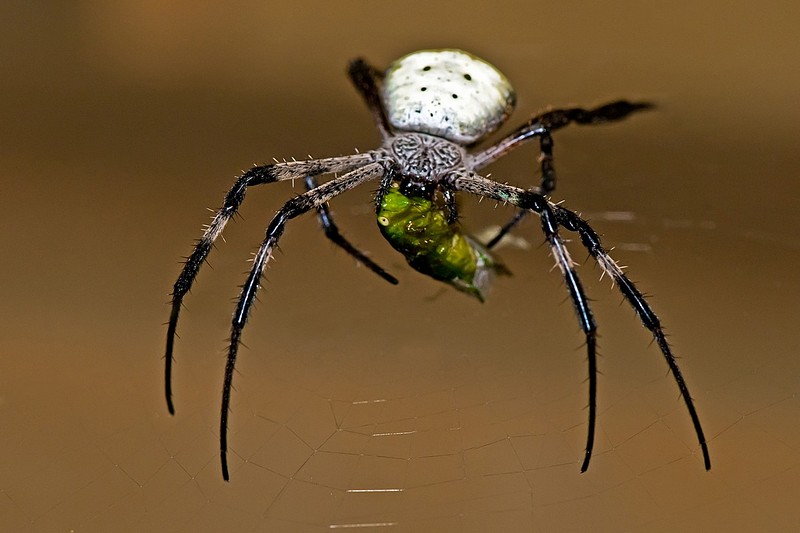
[2,2,799,532]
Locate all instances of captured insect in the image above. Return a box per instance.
[163,49,711,480]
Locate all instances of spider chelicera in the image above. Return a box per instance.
[164,49,711,481]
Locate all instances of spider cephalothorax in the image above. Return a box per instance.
[164,49,711,480]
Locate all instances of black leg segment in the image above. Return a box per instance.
[165,153,378,415]
[473,100,654,169]
[538,203,598,472]
[553,205,711,470]
[452,171,710,472]
[451,172,599,470]
[305,176,397,284]
[477,101,653,247]
[348,58,393,139]
[220,163,385,480]
[165,165,274,415]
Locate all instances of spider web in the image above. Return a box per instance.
[3,3,800,529]
[4,208,798,532]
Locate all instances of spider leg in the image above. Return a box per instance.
[485,208,528,250]
[473,100,654,169]
[348,58,392,139]
[305,175,397,284]
[452,171,709,471]
[165,153,376,415]
[538,202,599,472]
[441,187,459,224]
[484,132,555,250]
[476,100,653,248]
[552,204,711,471]
[220,162,386,481]
[450,172,598,472]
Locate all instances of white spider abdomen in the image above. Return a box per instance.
[382,49,516,145]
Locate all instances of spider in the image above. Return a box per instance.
[163,49,711,481]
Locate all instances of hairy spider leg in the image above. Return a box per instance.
[477,101,654,249]
[552,205,711,470]
[450,171,599,470]
[440,187,459,224]
[164,153,376,414]
[220,162,386,480]
[285,59,400,285]
[304,175,398,284]
[347,58,392,140]
[450,171,710,472]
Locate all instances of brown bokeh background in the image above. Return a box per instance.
[3,2,799,532]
